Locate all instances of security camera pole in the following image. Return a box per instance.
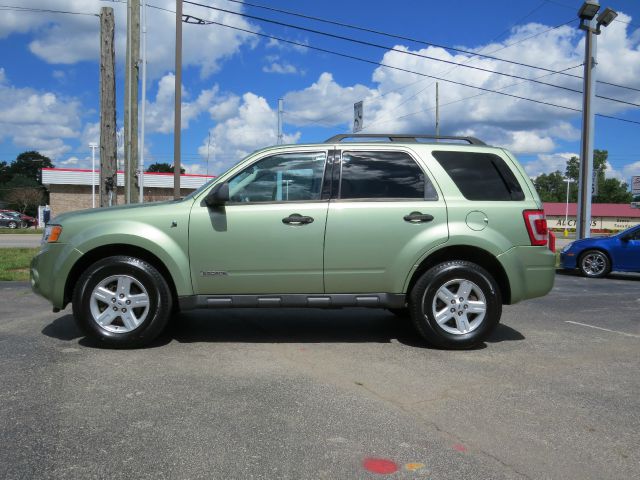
[575,1,617,239]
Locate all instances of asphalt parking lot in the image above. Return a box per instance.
[1,273,638,480]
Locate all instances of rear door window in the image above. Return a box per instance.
[432,151,524,201]
[339,151,437,200]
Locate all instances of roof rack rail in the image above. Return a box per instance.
[324,134,486,145]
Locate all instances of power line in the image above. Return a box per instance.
[362,64,586,132]
[185,16,640,126]
[201,0,577,78]
[185,2,586,95]
[0,4,97,16]
[294,22,582,127]
[184,2,640,109]
[211,0,640,93]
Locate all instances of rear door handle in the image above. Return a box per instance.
[403,212,434,223]
[282,214,314,225]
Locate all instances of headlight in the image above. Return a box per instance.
[42,225,63,244]
[561,242,573,253]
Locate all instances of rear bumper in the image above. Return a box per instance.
[498,246,556,304]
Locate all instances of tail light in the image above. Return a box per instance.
[523,210,548,246]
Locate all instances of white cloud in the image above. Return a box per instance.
[524,152,577,178]
[0,69,81,159]
[196,92,301,173]
[209,95,241,122]
[283,73,373,126]
[144,74,218,134]
[622,161,640,181]
[2,0,257,79]
[265,37,308,54]
[263,62,299,75]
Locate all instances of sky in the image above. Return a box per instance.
[0,0,639,184]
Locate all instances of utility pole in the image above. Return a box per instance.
[124,0,140,204]
[139,0,147,203]
[277,98,283,144]
[99,7,117,208]
[435,82,440,137]
[89,143,98,208]
[174,0,183,200]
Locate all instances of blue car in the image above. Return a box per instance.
[561,225,640,277]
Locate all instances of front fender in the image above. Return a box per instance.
[71,221,193,296]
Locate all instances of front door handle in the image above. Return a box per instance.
[282,214,314,225]
[403,212,434,223]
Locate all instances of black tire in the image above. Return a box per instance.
[72,256,172,348]
[578,250,611,278]
[8,221,17,229]
[409,261,502,349]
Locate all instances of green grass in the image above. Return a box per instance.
[0,248,39,281]
[0,228,42,234]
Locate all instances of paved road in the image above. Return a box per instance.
[0,233,41,248]
[1,274,638,479]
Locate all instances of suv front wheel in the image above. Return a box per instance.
[72,256,172,348]
[409,261,501,349]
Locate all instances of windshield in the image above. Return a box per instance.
[617,224,640,237]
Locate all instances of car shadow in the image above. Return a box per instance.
[42,309,525,350]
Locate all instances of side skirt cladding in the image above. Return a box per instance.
[179,293,406,310]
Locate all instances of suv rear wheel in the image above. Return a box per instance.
[72,256,172,348]
[409,260,501,349]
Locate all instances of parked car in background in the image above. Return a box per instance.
[0,209,37,228]
[561,224,640,277]
[0,212,25,229]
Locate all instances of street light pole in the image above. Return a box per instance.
[576,18,595,240]
[576,1,617,240]
[89,142,98,208]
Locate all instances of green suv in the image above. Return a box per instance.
[31,134,555,348]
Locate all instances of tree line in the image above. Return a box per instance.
[0,151,53,216]
[533,150,633,204]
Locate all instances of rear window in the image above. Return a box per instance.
[432,151,524,201]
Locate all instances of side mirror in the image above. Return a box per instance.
[204,182,230,207]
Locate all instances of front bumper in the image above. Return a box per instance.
[30,243,83,310]
[560,251,578,269]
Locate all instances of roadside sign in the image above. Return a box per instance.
[353,101,363,132]
[632,175,640,195]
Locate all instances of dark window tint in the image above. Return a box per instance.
[340,151,436,200]
[432,151,525,201]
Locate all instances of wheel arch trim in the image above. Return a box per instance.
[64,239,189,308]
[402,244,511,305]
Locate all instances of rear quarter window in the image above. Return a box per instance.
[432,151,525,201]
